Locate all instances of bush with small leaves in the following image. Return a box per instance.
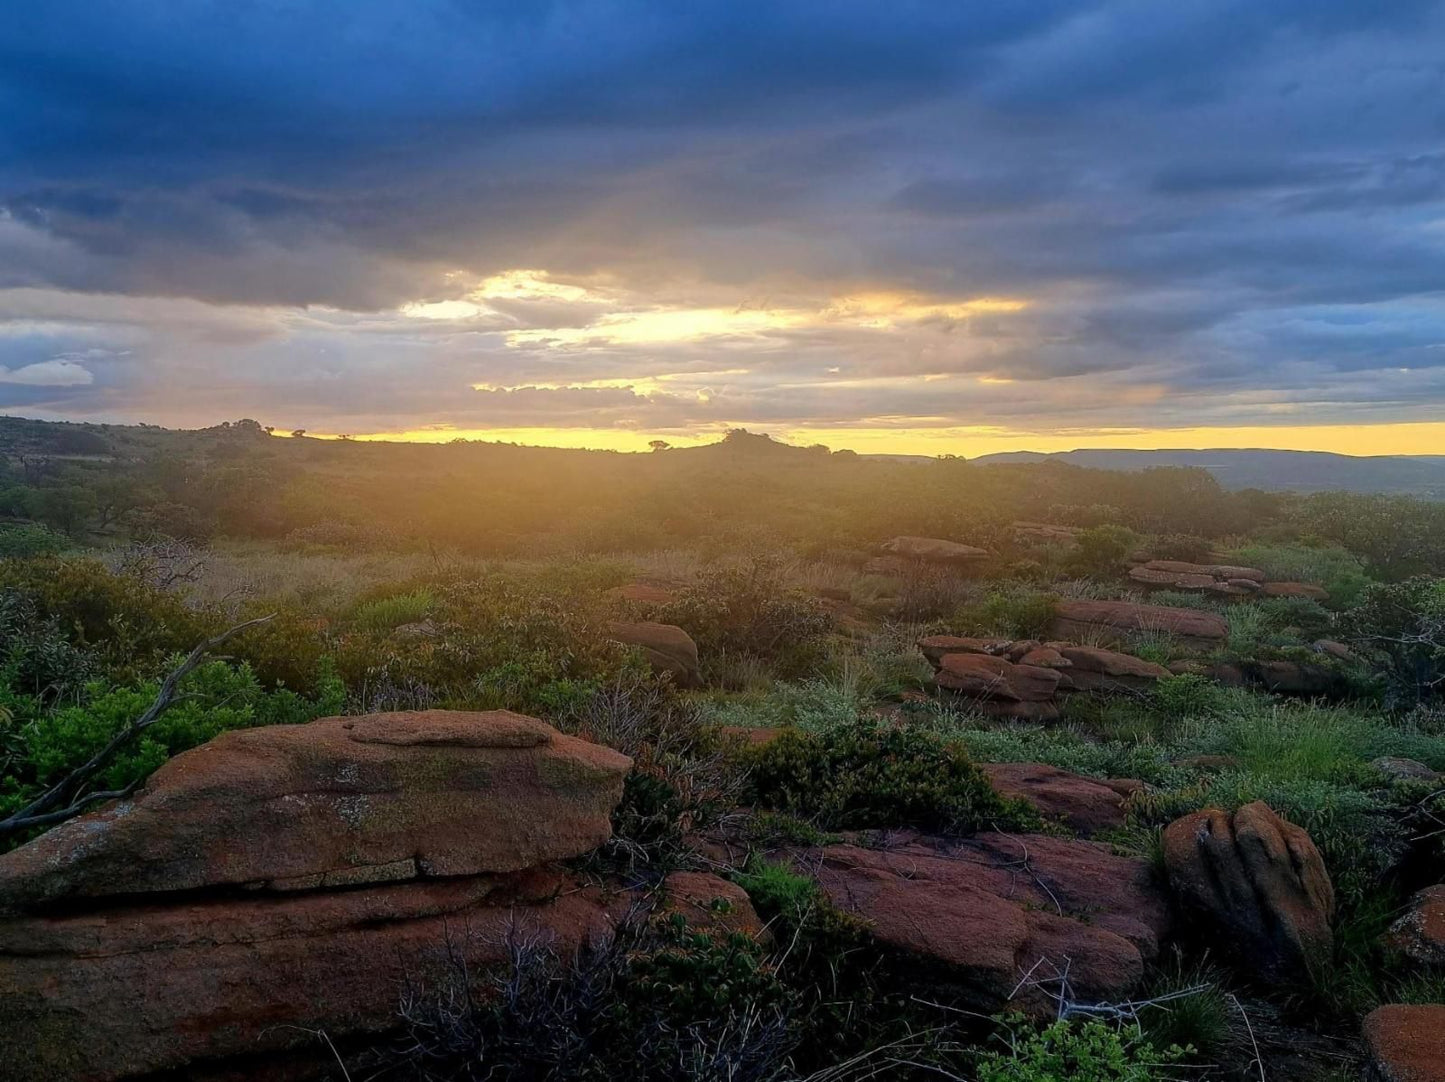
[747,719,1040,834]
[976,1015,1190,1082]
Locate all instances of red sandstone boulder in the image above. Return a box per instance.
[879,535,990,564]
[608,620,701,687]
[981,762,1139,835]
[0,710,631,911]
[786,832,1169,1015]
[0,868,620,1082]
[1388,885,1445,969]
[1051,599,1228,651]
[1363,1004,1445,1082]
[1162,801,1335,982]
[934,653,1062,719]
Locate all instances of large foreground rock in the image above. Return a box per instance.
[1051,599,1228,651]
[608,620,701,687]
[0,710,631,910]
[1162,801,1335,982]
[1363,1004,1445,1082]
[0,710,637,1082]
[0,868,619,1082]
[786,831,1169,1015]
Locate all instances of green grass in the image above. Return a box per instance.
[349,588,435,631]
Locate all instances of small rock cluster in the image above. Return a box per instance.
[920,633,1171,720]
[1129,558,1329,601]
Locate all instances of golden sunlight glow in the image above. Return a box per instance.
[316,420,1445,458]
[399,268,1030,346]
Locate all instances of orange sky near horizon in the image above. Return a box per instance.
[323,420,1445,458]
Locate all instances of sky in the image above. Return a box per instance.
[2,1,1445,457]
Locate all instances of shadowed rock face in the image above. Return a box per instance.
[783,831,1170,1016]
[0,710,636,1082]
[0,710,632,910]
[1162,801,1335,983]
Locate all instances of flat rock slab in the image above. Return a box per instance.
[1051,599,1228,651]
[0,710,631,910]
[878,536,990,564]
[785,831,1169,1015]
[1364,1004,1445,1082]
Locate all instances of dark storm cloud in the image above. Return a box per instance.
[1,1,1444,436]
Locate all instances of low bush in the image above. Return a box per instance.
[976,1015,1190,1082]
[957,584,1058,639]
[659,552,833,679]
[386,913,795,1082]
[0,523,70,559]
[1340,577,1445,706]
[747,719,1040,833]
[1067,525,1137,577]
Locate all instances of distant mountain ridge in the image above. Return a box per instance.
[971,448,1445,496]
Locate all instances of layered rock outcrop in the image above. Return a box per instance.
[0,710,634,1082]
[919,634,1170,718]
[1162,801,1335,983]
[1127,559,1329,602]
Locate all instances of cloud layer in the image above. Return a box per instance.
[2,1,1444,451]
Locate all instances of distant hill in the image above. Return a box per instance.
[971,448,1445,496]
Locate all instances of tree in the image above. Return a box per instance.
[290,429,307,439]
[648,440,671,452]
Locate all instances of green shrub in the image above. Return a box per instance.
[659,552,833,679]
[1340,577,1445,706]
[959,585,1058,639]
[11,658,345,807]
[1152,674,1228,719]
[748,719,1040,833]
[977,1015,1189,1082]
[1147,534,1214,563]
[1067,525,1137,576]
[1229,541,1373,606]
[0,523,70,558]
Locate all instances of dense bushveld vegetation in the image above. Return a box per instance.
[2,415,1445,1079]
